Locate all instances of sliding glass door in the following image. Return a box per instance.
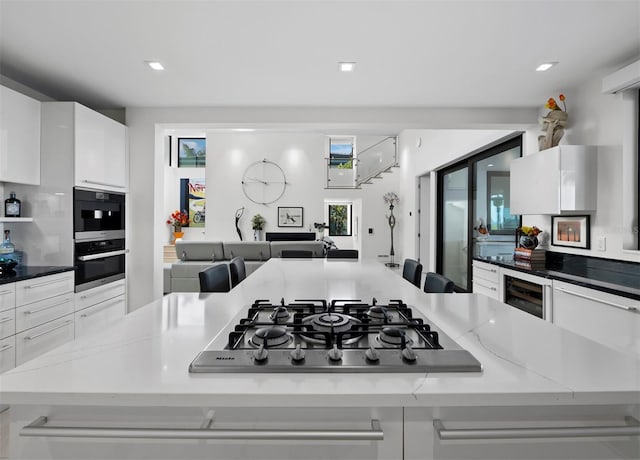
[438,166,469,289]
[437,135,522,291]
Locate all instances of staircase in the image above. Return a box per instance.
[325,136,398,189]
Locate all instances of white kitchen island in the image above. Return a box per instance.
[1,259,638,459]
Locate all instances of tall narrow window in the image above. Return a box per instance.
[329,137,354,169]
[328,204,352,236]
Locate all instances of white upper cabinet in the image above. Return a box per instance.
[74,104,127,192]
[510,145,597,215]
[0,85,41,185]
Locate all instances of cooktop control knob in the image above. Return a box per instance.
[290,344,305,362]
[365,346,380,362]
[253,344,269,362]
[402,345,417,362]
[328,345,343,361]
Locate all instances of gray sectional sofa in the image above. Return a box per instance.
[165,239,325,292]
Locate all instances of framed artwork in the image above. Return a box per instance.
[278,207,303,227]
[551,215,590,249]
[178,138,206,167]
[179,178,206,227]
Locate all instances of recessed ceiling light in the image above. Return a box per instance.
[146,61,164,71]
[233,128,255,132]
[339,62,356,72]
[487,163,494,167]
[536,62,558,72]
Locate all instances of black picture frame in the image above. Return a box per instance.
[278,207,303,227]
[551,215,590,249]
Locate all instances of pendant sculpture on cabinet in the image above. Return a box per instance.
[235,207,245,241]
[383,192,400,268]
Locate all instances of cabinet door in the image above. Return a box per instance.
[553,280,640,355]
[74,294,125,339]
[0,335,15,373]
[471,261,500,300]
[15,272,74,307]
[15,314,74,366]
[9,406,402,460]
[74,279,125,312]
[74,104,127,192]
[0,86,41,185]
[15,294,75,333]
[0,308,15,340]
[0,283,16,312]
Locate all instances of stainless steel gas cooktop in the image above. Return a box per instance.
[189,298,482,374]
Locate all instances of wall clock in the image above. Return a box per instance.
[241,159,288,205]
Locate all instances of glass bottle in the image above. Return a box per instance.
[5,191,21,217]
[0,230,15,258]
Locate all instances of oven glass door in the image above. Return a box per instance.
[75,239,126,292]
[74,188,125,235]
[503,275,544,319]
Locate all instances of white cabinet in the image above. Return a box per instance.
[9,406,402,460]
[510,145,597,215]
[41,102,127,193]
[405,405,639,460]
[1,271,75,371]
[471,260,500,300]
[553,280,640,356]
[0,85,41,185]
[74,103,127,192]
[74,279,126,338]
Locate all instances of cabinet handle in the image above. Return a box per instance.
[80,299,122,318]
[0,316,13,324]
[433,416,640,440]
[555,286,638,312]
[24,278,69,290]
[79,284,123,300]
[77,249,127,262]
[473,280,497,291]
[81,179,126,189]
[0,344,13,353]
[475,266,497,274]
[24,298,72,315]
[23,320,73,341]
[0,289,14,295]
[21,416,384,441]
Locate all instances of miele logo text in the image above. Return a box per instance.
[215,356,235,360]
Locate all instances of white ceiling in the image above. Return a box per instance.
[0,0,639,111]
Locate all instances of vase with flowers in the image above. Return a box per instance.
[516,225,542,249]
[251,213,266,241]
[538,94,568,151]
[167,210,189,242]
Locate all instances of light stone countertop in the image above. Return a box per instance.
[0,258,638,409]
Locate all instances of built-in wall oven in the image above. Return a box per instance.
[501,268,553,321]
[73,188,126,292]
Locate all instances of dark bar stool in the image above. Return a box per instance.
[423,272,455,293]
[198,264,231,292]
[402,258,423,288]
[326,249,359,259]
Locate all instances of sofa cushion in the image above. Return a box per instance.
[270,241,324,258]
[171,261,220,278]
[223,241,271,261]
[175,241,225,261]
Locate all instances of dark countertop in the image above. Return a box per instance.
[474,254,640,301]
[0,266,75,286]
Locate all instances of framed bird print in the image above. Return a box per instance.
[278,207,303,227]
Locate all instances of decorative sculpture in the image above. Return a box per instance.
[538,94,568,151]
[235,207,244,241]
[383,192,400,267]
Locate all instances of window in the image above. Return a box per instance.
[329,137,354,169]
[178,138,206,167]
[328,204,352,236]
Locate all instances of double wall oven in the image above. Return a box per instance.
[73,188,126,292]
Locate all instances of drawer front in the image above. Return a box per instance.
[15,314,74,366]
[75,279,126,312]
[472,281,500,300]
[0,284,16,312]
[472,262,500,284]
[0,335,15,373]
[75,295,125,339]
[15,272,74,307]
[0,309,15,340]
[15,294,75,333]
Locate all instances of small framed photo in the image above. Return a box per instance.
[278,207,303,227]
[551,215,590,249]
